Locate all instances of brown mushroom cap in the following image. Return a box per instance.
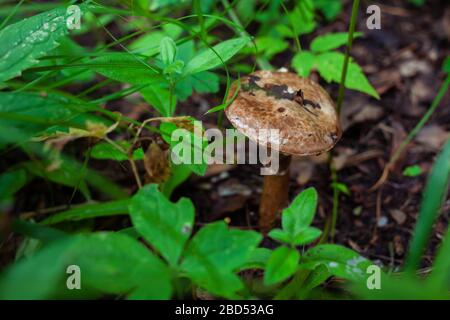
[225,70,342,156]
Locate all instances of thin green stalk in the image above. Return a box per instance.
[0,0,25,30]
[328,0,361,241]
[336,0,360,113]
[389,75,450,167]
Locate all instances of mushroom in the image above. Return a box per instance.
[225,70,342,232]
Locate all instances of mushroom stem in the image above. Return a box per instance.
[259,154,292,233]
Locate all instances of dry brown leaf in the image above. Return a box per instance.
[144,142,171,184]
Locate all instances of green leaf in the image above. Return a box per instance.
[183,37,251,75]
[160,162,192,197]
[405,138,450,271]
[292,227,322,246]
[160,121,208,176]
[292,51,315,77]
[160,37,177,66]
[129,184,194,266]
[331,182,351,195]
[276,0,316,37]
[302,244,373,282]
[250,36,289,59]
[268,228,291,244]
[311,32,362,53]
[0,170,27,208]
[0,7,72,82]
[90,141,144,161]
[88,53,162,85]
[264,246,300,285]
[315,0,343,21]
[315,52,379,99]
[443,56,450,73]
[0,233,172,299]
[403,165,422,177]
[181,221,262,298]
[0,91,99,144]
[175,71,219,101]
[281,187,318,243]
[23,161,91,200]
[41,199,130,225]
[140,84,176,116]
[237,248,272,271]
[130,31,166,56]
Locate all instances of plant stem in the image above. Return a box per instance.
[336,0,360,114]
[328,0,360,241]
[389,75,450,167]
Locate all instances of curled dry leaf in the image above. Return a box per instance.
[144,141,171,184]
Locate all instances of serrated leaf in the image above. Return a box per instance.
[0,7,73,82]
[315,52,379,99]
[311,32,362,53]
[175,71,219,101]
[264,246,300,285]
[292,51,315,77]
[281,187,318,242]
[129,184,195,266]
[181,221,262,298]
[183,37,250,75]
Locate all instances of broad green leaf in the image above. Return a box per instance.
[130,31,166,56]
[160,36,177,66]
[181,221,262,298]
[405,138,450,271]
[315,0,343,21]
[237,248,272,271]
[403,165,422,177]
[268,228,291,244]
[0,91,99,143]
[41,199,130,225]
[281,187,318,242]
[297,264,331,299]
[311,32,362,53]
[140,84,176,116]
[292,227,322,246]
[315,52,379,99]
[264,246,300,285]
[183,37,251,75]
[276,0,316,37]
[302,244,373,282]
[0,7,73,82]
[292,51,315,77]
[248,36,288,59]
[160,121,208,176]
[90,141,144,161]
[88,53,162,85]
[428,226,450,289]
[23,161,91,200]
[175,71,219,101]
[160,162,192,197]
[129,184,194,266]
[0,233,172,299]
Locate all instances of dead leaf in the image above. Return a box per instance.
[393,235,404,256]
[144,142,170,184]
[390,209,407,225]
[416,125,449,151]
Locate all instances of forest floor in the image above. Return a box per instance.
[2,0,449,272]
